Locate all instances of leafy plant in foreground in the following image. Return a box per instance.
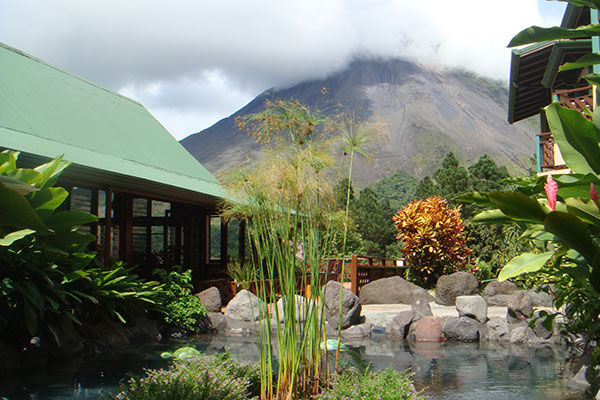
[110,352,260,400]
[153,268,207,332]
[393,196,471,288]
[314,367,424,400]
[0,150,162,345]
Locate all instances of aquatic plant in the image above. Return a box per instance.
[111,352,259,400]
[314,367,424,400]
[225,99,338,399]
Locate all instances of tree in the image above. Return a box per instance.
[351,187,396,256]
[433,152,470,197]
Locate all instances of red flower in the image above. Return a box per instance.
[544,174,558,211]
[591,183,598,202]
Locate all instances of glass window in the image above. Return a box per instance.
[98,190,106,218]
[133,198,148,217]
[70,187,92,213]
[210,216,221,260]
[227,219,240,260]
[151,200,170,217]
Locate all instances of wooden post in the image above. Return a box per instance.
[350,254,358,295]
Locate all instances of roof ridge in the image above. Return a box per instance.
[0,41,143,107]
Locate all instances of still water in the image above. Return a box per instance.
[0,336,586,399]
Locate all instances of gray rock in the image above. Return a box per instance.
[411,299,433,318]
[323,281,362,329]
[480,317,510,342]
[341,323,372,339]
[482,280,519,306]
[195,286,222,313]
[207,312,227,332]
[527,285,555,307]
[456,295,488,323]
[532,310,553,340]
[434,272,479,306]
[359,276,434,305]
[409,316,445,342]
[510,325,539,344]
[386,310,415,339]
[224,317,256,336]
[573,365,590,386]
[507,291,533,324]
[224,289,265,321]
[370,326,387,339]
[276,294,308,323]
[442,316,481,342]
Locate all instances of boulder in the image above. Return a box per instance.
[223,317,255,336]
[442,316,481,342]
[510,326,539,345]
[224,289,265,321]
[434,272,479,306]
[456,295,488,323]
[409,316,445,342]
[323,281,362,329]
[480,317,510,342]
[386,310,415,339]
[276,294,309,323]
[341,323,372,339]
[359,276,433,305]
[527,286,555,308]
[482,280,519,306]
[532,310,553,340]
[195,286,222,313]
[506,291,533,324]
[411,299,433,318]
[207,312,227,332]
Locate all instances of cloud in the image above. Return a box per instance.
[1,0,564,138]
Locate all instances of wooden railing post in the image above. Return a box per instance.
[350,254,358,295]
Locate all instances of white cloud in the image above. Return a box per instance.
[0,0,565,139]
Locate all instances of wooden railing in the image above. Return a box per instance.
[323,255,407,295]
[201,254,408,305]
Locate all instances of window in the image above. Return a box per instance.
[209,216,221,260]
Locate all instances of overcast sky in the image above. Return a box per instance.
[1,0,565,140]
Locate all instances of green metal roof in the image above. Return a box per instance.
[0,42,225,204]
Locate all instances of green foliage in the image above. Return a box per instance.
[393,196,471,288]
[370,170,417,210]
[110,352,260,400]
[314,368,424,400]
[225,99,338,399]
[351,187,396,257]
[0,150,163,345]
[153,268,207,332]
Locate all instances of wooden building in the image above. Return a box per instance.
[508,5,596,173]
[0,42,243,284]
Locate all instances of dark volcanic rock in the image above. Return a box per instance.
[323,281,362,329]
[435,272,479,306]
[359,276,433,305]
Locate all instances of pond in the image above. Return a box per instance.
[0,335,586,399]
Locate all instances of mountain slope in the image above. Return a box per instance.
[181,58,536,186]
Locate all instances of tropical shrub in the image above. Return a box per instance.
[392,196,471,287]
[314,368,424,400]
[0,150,163,345]
[462,2,600,395]
[110,352,260,400]
[153,268,207,332]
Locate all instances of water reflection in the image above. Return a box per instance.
[0,336,586,400]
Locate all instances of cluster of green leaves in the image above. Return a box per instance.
[466,2,600,393]
[0,150,163,345]
[153,268,207,332]
[315,368,424,400]
[110,352,260,400]
[393,196,471,288]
